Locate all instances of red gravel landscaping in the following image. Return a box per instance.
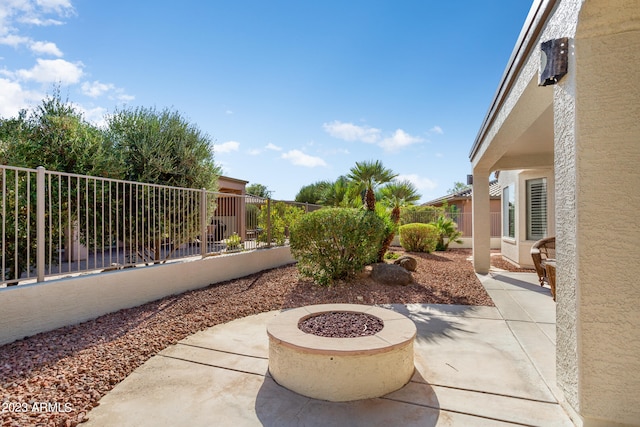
[0,249,527,426]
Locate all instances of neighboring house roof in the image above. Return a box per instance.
[219,175,249,185]
[422,179,500,206]
[218,175,249,195]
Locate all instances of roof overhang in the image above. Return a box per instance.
[469,0,558,172]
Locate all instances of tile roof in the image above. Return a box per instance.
[422,179,501,206]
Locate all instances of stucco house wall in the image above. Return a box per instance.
[469,1,640,425]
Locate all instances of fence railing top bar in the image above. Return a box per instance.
[1,166,317,204]
[41,168,209,193]
[0,164,39,174]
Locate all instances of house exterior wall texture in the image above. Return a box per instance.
[550,0,640,425]
[570,1,640,425]
[474,0,640,424]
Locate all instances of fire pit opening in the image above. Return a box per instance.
[298,311,384,337]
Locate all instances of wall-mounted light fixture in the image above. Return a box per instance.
[539,37,569,86]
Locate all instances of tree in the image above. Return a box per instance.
[246,183,271,198]
[106,106,221,262]
[319,176,361,208]
[107,106,219,190]
[0,91,122,282]
[347,160,397,211]
[448,181,469,195]
[295,181,330,204]
[3,90,121,177]
[377,179,421,260]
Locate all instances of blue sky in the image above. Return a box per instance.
[0,0,532,203]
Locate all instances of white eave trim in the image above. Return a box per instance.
[469,0,558,162]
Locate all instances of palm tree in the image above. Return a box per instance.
[347,160,397,211]
[320,176,361,207]
[433,215,463,251]
[377,179,421,260]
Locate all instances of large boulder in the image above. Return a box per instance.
[393,255,418,272]
[371,263,412,286]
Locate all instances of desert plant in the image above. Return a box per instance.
[432,215,463,251]
[384,251,400,260]
[347,160,397,211]
[225,233,243,251]
[376,179,421,261]
[258,201,305,246]
[318,175,362,208]
[399,223,439,253]
[290,208,386,285]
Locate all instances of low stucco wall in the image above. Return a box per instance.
[0,247,295,346]
[391,236,500,250]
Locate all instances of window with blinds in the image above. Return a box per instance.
[503,185,515,238]
[527,178,547,241]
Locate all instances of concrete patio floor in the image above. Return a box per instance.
[84,272,576,426]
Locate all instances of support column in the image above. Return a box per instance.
[472,170,491,274]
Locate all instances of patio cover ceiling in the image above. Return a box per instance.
[470,74,554,174]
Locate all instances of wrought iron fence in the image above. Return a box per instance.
[399,208,501,238]
[449,212,501,238]
[0,165,319,287]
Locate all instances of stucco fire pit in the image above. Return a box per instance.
[267,304,416,402]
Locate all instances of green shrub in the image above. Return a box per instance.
[258,201,305,246]
[290,208,386,285]
[384,251,400,260]
[432,215,463,251]
[225,232,243,251]
[399,223,439,252]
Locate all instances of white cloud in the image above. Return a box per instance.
[0,34,29,47]
[30,40,62,56]
[225,109,233,115]
[215,140,240,153]
[20,17,64,26]
[114,90,134,102]
[1,0,73,31]
[323,120,381,143]
[397,174,438,191]
[0,77,40,117]
[16,58,83,84]
[281,150,327,168]
[430,125,444,134]
[247,148,262,156]
[81,80,114,98]
[378,129,424,152]
[265,143,282,151]
[37,0,74,14]
[78,105,108,127]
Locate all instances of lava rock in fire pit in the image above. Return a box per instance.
[371,263,412,286]
[298,312,383,337]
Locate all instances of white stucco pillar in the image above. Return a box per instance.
[472,170,491,273]
[555,3,640,425]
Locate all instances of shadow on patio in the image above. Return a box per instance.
[83,272,575,426]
